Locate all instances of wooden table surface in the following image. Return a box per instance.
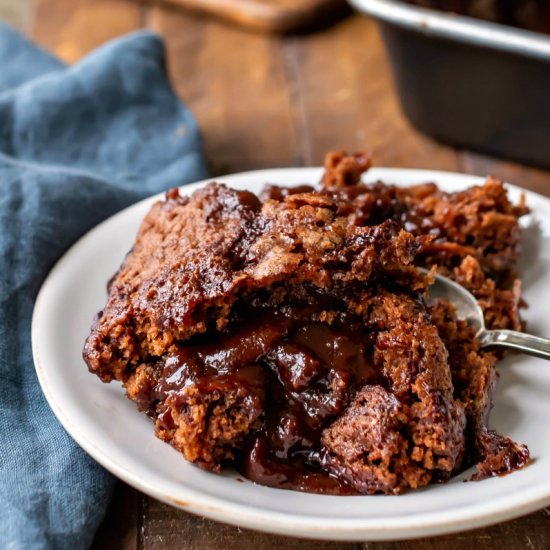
[30,0,550,547]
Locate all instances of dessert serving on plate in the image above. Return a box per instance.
[83,151,531,495]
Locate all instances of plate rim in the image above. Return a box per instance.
[32,166,550,541]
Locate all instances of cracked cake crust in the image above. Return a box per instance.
[83,151,530,494]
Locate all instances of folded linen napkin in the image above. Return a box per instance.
[0,23,207,549]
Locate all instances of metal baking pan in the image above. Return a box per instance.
[349,0,550,169]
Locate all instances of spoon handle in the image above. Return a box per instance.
[480,329,550,360]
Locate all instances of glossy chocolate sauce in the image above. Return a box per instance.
[153,296,384,494]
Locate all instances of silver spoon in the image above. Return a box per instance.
[423,269,550,360]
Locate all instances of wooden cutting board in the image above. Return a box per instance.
[141,0,349,32]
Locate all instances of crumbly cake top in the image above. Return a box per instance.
[83,150,530,495]
[85,182,427,382]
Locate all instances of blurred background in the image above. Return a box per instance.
[3,0,547,193]
[3,1,548,548]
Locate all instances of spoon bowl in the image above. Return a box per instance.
[423,269,550,361]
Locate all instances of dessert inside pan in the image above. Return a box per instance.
[402,0,550,34]
[83,151,531,495]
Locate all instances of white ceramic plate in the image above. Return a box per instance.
[32,168,550,541]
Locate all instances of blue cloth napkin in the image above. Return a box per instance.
[0,23,207,549]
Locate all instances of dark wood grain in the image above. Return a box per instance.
[141,497,363,549]
[138,502,550,550]
[33,0,144,63]
[278,17,460,171]
[30,0,550,547]
[147,6,298,174]
[92,484,140,550]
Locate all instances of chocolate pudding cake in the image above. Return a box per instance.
[83,152,530,495]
